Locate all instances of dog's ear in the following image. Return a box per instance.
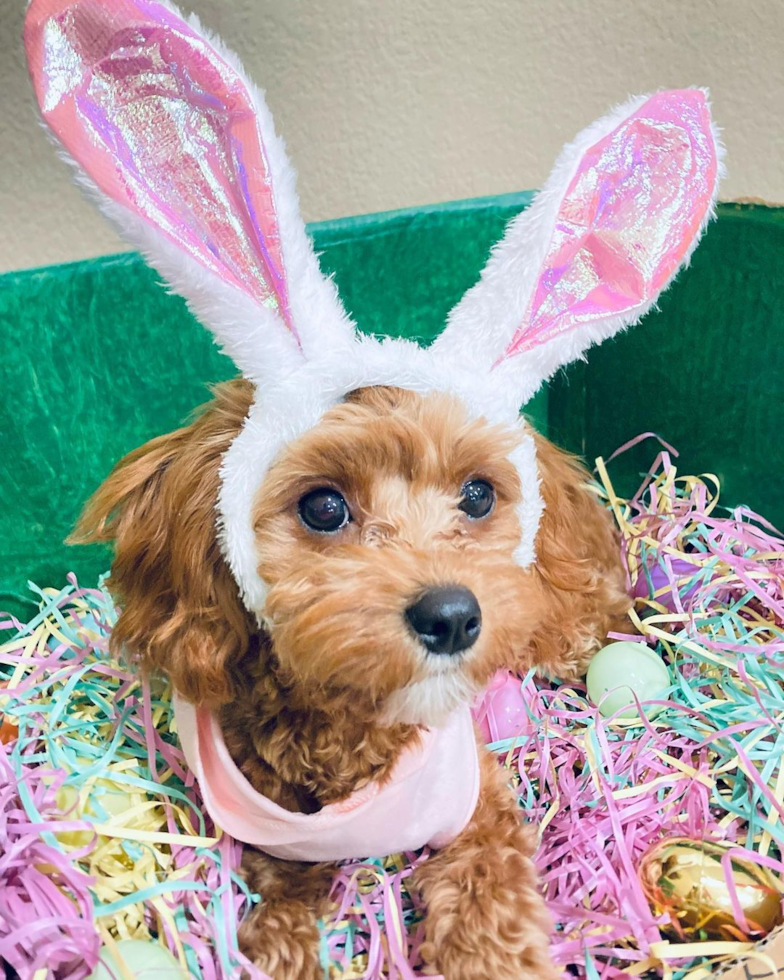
[71,381,255,706]
[525,433,631,680]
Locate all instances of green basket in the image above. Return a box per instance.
[2,194,783,620]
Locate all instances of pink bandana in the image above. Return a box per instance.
[174,697,480,862]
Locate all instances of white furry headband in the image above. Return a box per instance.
[25,0,721,614]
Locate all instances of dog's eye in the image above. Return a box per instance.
[459,479,495,520]
[298,488,351,533]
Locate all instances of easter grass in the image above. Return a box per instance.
[2,438,784,979]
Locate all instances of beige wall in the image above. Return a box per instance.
[2,0,783,272]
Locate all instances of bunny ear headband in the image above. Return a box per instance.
[25,0,721,616]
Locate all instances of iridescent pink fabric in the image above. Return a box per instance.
[501,90,717,360]
[25,0,295,338]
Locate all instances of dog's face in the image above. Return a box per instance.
[252,386,538,725]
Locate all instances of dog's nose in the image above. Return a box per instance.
[405,586,482,655]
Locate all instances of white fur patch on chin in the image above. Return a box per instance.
[379,663,481,727]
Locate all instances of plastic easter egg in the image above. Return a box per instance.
[36,777,138,872]
[0,714,17,745]
[0,681,17,744]
[88,939,186,979]
[586,641,670,719]
[52,754,141,849]
[54,783,94,848]
[638,837,783,941]
[92,779,138,818]
[473,670,528,742]
[633,558,702,609]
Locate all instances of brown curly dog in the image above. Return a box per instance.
[73,381,630,980]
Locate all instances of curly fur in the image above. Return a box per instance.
[73,381,630,979]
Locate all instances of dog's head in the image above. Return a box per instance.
[254,385,530,724]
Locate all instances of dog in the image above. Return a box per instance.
[24,1,719,974]
[72,380,630,978]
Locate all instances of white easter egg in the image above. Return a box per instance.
[88,939,187,979]
[586,641,670,719]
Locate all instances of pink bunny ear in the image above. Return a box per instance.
[436,90,720,404]
[500,90,718,360]
[24,0,352,380]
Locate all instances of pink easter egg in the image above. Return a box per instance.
[633,558,703,609]
[472,670,529,743]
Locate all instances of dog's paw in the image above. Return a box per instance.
[432,949,562,980]
[423,936,561,980]
[238,899,322,980]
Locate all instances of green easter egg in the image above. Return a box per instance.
[88,940,187,979]
[586,641,670,719]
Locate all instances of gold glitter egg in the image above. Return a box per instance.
[638,837,783,941]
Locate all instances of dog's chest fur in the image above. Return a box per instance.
[221,638,423,814]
